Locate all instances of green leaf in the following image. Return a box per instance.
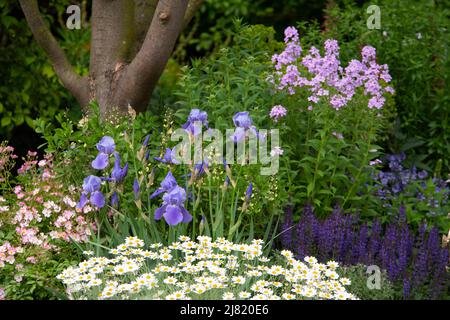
[25,116,35,128]
[15,113,24,125]
[307,182,314,196]
[42,65,55,78]
[1,116,11,127]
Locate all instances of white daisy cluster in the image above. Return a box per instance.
[57,236,357,300]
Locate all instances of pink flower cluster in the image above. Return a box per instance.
[1,151,96,271]
[17,151,39,175]
[271,27,394,110]
[12,186,94,246]
[0,146,17,164]
[269,105,287,122]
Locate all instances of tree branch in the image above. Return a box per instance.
[131,0,159,59]
[130,0,203,60]
[183,0,204,28]
[115,0,189,112]
[19,0,89,106]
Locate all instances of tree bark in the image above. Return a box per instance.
[89,0,137,117]
[20,0,202,120]
[113,0,189,114]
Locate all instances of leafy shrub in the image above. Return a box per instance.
[34,103,159,184]
[35,96,286,253]
[281,204,449,299]
[175,23,281,127]
[176,23,397,218]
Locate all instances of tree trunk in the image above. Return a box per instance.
[19,0,204,120]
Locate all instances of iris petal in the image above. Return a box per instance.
[154,204,167,220]
[162,186,186,206]
[96,136,115,154]
[76,192,88,209]
[82,175,101,193]
[160,171,178,191]
[150,188,165,199]
[111,153,128,182]
[233,111,252,129]
[90,191,105,208]
[181,207,193,223]
[233,127,246,143]
[164,205,183,226]
[92,153,109,170]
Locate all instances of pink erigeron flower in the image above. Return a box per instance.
[4,151,96,274]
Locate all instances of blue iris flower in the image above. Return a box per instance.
[154,185,192,226]
[150,171,177,199]
[92,136,116,170]
[111,152,128,183]
[231,111,262,143]
[154,147,180,164]
[182,109,208,136]
[77,175,105,209]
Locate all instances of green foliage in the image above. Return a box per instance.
[283,95,393,217]
[169,24,288,241]
[388,176,450,234]
[0,254,78,300]
[175,22,282,126]
[0,1,90,139]
[34,102,158,184]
